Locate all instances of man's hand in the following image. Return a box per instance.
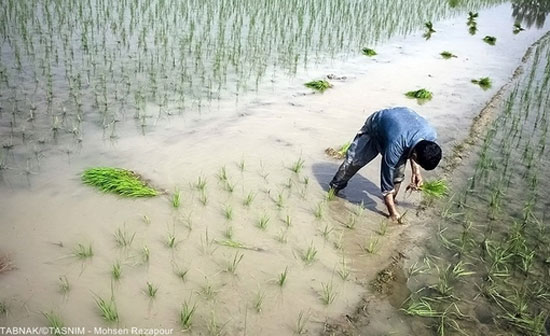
[389,212,401,222]
[411,173,423,189]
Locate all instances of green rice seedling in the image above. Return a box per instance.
[302,243,318,265]
[195,176,207,191]
[303,176,310,185]
[199,279,218,301]
[361,235,379,254]
[43,312,64,335]
[440,51,457,59]
[334,231,344,250]
[224,181,236,193]
[199,189,208,206]
[0,301,7,317]
[483,36,497,45]
[243,192,255,207]
[377,220,388,236]
[425,21,435,33]
[420,179,449,199]
[167,233,177,248]
[468,11,479,21]
[111,261,122,280]
[471,77,492,89]
[201,229,218,255]
[226,251,244,275]
[362,48,377,56]
[206,311,228,336]
[73,243,93,259]
[81,167,158,197]
[257,214,270,230]
[58,276,70,294]
[223,226,234,240]
[142,246,150,263]
[407,259,432,277]
[337,142,351,157]
[275,192,284,208]
[353,201,365,217]
[174,267,189,282]
[290,157,305,174]
[469,24,478,35]
[405,88,433,100]
[237,159,246,172]
[304,80,332,93]
[313,202,324,220]
[402,297,441,317]
[94,296,119,322]
[171,189,181,209]
[326,188,337,201]
[337,256,350,281]
[142,215,151,225]
[253,289,266,313]
[145,281,158,298]
[217,166,228,182]
[513,22,525,34]
[284,178,293,190]
[284,214,292,227]
[223,204,233,221]
[278,267,289,287]
[295,310,310,335]
[320,280,337,305]
[113,226,135,248]
[275,228,288,243]
[179,300,197,330]
[320,224,334,240]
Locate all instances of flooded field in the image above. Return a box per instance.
[1,0,550,335]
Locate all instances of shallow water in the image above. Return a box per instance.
[1,1,550,335]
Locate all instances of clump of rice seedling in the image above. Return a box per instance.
[257,214,270,230]
[0,301,8,316]
[302,243,318,265]
[326,188,337,201]
[142,246,150,263]
[320,280,337,305]
[276,228,288,243]
[483,35,497,45]
[334,230,344,250]
[223,226,234,240]
[402,297,441,317]
[217,166,228,182]
[113,226,135,248]
[425,21,436,33]
[43,312,64,334]
[337,142,351,157]
[174,267,189,281]
[223,204,233,220]
[361,235,379,254]
[81,167,158,197]
[377,220,388,236]
[58,276,70,294]
[320,224,334,240]
[337,256,350,280]
[179,300,197,330]
[471,77,492,89]
[345,215,357,229]
[405,88,433,100]
[224,181,236,193]
[73,243,93,259]
[290,157,305,173]
[199,190,208,206]
[166,233,178,248]
[362,48,377,56]
[195,176,207,191]
[513,22,525,34]
[253,289,265,313]
[111,261,122,280]
[94,295,119,322]
[243,191,255,206]
[199,278,218,300]
[278,267,289,287]
[172,189,181,208]
[226,252,244,275]
[275,192,284,208]
[420,179,449,198]
[142,215,151,225]
[304,80,332,93]
[295,311,310,335]
[145,281,158,298]
[313,202,324,220]
[440,51,457,59]
[237,159,246,172]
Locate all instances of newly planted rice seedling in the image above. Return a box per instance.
[253,289,266,313]
[304,80,332,93]
[199,189,208,206]
[302,243,318,265]
[326,188,337,201]
[166,233,177,248]
[377,220,388,236]
[111,261,122,280]
[405,88,433,100]
[201,229,218,255]
[142,246,150,263]
[425,21,436,33]
[284,214,292,227]
[243,191,255,207]
[361,235,380,254]
[313,202,324,220]
[278,267,289,287]
[338,256,350,281]
[199,279,218,301]
[440,51,457,59]
[195,176,207,191]
[73,243,93,259]
[362,48,377,56]
[217,166,228,182]
[172,189,181,209]
[320,224,334,240]
[142,215,151,225]
[82,167,158,197]
[237,159,246,172]
[226,251,244,275]
[174,267,189,282]
[290,157,305,174]
[275,192,284,208]
[257,214,270,230]
[275,228,289,244]
[223,204,233,221]
[320,280,337,305]
[43,312,64,335]
[113,226,135,248]
[94,296,119,322]
[295,310,310,335]
[179,300,197,330]
[223,226,234,240]
[345,215,357,229]
[472,77,492,89]
[145,281,158,298]
[224,181,236,193]
[58,276,70,294]
[483,36,497,45]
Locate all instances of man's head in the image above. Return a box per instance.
[412,140,441,170]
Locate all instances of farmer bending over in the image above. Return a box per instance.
[329,107,442,221]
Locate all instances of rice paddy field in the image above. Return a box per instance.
[1,0,550,335]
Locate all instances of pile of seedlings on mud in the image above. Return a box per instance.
[81,167,159,197]
[362,48,377,56]
[304,80,333,93]
[402,37,550,336]
[483,35,497,45]
[325,141,351,159]
[405,88,433,100]
[440,51,457,59]
[471,77,492,89]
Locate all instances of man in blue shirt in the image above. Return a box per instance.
[329,107,442,222]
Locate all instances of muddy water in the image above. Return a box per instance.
[1,2,550,336]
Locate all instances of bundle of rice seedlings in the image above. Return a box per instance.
[362,48,377,56]
[425,21,436,33]
[483,36,497,45]
[82,167,158,197]
[440,51,457,59]
[420,179,449,198]
[513,22,525,34]
[304,80,332,93]
[471,77,492,89]
[405,89,433,100]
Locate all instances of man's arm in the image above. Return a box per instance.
[409,158,423,189]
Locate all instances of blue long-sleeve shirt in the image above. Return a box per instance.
[359,107,437,195]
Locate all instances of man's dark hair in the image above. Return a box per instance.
[414,140,442,170]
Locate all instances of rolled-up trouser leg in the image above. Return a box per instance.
[393,163,406,185]
[329,132,379,191]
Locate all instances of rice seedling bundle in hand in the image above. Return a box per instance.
[362,48,377,56]
[304,80,332,93]
[82,167,158,197]
[420,179,449,198]
[405,89,433,100]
